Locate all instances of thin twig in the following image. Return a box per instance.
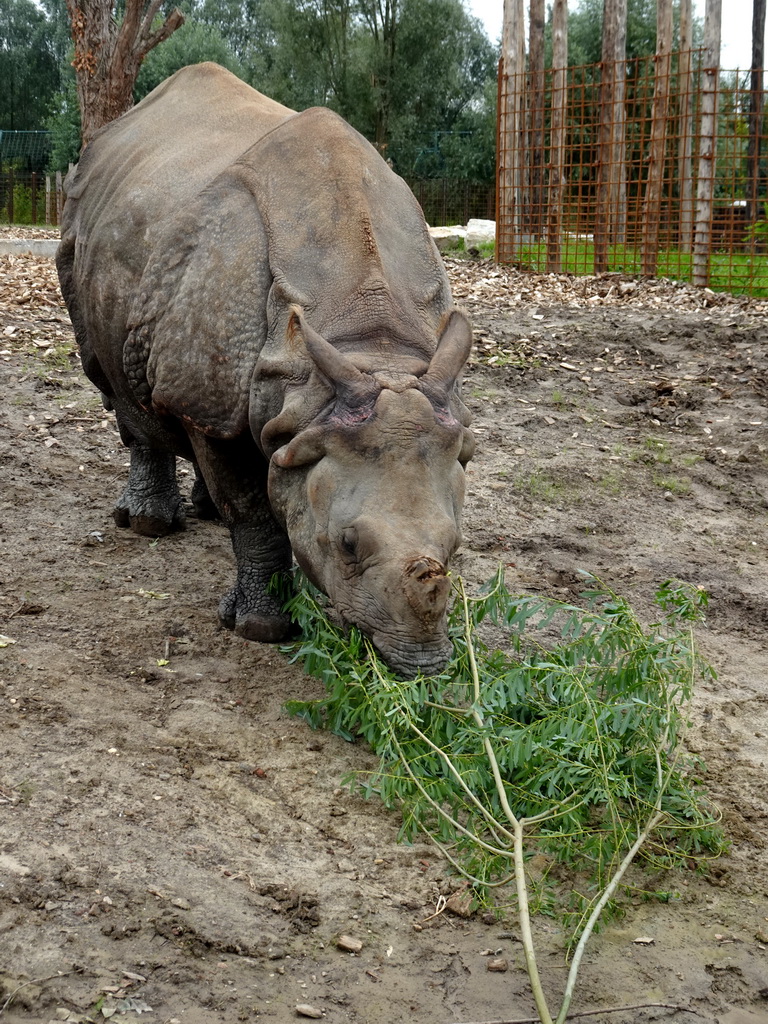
[0,966,84,1014]
[448,1002,699,1024]
[458,578,554,1024]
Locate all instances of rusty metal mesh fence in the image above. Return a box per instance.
[497,52,768,296]
[0,169,65,226]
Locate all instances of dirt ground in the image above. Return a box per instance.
[1,230,767,1024]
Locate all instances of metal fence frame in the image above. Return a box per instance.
[497,51,768,296]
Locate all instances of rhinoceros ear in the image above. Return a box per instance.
[459,426,475,466]
[271,426,326,469]
[419,309,473,403]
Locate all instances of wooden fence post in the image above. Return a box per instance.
[595,0,628,273]
[642,0,673,276]
[56,171,64,225]
[678,0,695,252]
[546,0,568,273]
[692,0,722,287]
[498,0,527,262]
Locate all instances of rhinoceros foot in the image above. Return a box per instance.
[113,444,187,537]
[218,581,293,643]
[113,506,185,536]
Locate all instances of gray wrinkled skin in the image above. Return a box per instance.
[57,62,474,678]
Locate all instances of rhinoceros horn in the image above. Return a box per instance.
[288,306,379,421]
[418,309,473,404]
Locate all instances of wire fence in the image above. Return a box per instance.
[498,51,768,296]
[0,164,493,237]
[405,179,496,228]
[0,168,65,226]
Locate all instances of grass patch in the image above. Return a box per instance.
[597,470,625,494]
[654,473,693,495]
[514,468,572,504]
[508,240,768,297]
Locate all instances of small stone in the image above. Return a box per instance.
[337,858,355,874]
[295,1004,323,1019]
[337,934,363,953]
[664,491,675,502]
[487,958,509,972]
[445,889,474,918]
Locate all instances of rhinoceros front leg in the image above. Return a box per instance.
[113,442,186,537]
[189,431,293,643]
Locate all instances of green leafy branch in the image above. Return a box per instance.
[283,569,723,1023]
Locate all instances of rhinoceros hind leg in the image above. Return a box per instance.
[189,463,220,521]
[114,443,186,536]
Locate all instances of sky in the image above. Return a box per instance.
[465,0,757,70]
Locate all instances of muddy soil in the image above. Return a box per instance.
[1,238,767,1024]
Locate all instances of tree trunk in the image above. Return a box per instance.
[66,0,184,148]
[594,0,628,272]
[546,0,568,273]
[747,0,766,242]
[678,0,694,253]
[692,0,722,287]
[359,0,399,156]
[641,0,673,276]
[528,0,546,238]
[497,0,526,262]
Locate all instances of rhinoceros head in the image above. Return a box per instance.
[264,307,474,678]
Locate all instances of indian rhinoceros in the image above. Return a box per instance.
[56,62,474,678]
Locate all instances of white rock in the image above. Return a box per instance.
[429,225,466,252]
[465,218,496,248]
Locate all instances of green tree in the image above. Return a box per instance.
[385,0,496,177]
[46,74,81,169]
[567,0,702,66]
[135,20,244,97]
[0,0,60,130]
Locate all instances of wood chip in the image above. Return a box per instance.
[337,934,363,953]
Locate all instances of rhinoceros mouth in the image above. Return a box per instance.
[370,633,453,680]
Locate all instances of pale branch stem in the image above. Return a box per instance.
[459,578,554,1024]
[385,724,514,860]
[512,815,554,1024]
[449,1002,698,1024]
[429,834,517,889]
[555,811,663,1024]
[404,718,516,843]
[458,581,523,832]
